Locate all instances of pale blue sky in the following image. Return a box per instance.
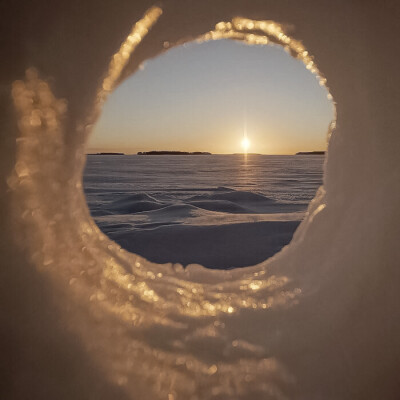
[88,39,334,154]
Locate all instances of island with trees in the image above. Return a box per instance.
[137,151,211,155]
[295,151,325,155]
[87,152,125,155]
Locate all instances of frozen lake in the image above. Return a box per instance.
[83,154,324,268]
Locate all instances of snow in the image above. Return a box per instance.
[84,154,321,268]
[2,2,400,400]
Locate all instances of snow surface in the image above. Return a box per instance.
[84,154,323,268]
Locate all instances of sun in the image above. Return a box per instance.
[241,136,250,153]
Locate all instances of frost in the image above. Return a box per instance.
[4,3,399,400]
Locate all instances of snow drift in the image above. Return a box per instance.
[83,155,317,268]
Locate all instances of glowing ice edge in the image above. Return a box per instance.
[8,6,339,399]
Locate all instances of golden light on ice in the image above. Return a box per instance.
[241,136,250,153]
[7,6,324,398]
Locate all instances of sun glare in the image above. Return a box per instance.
[241,136,250,153]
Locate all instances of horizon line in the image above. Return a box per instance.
[86,150,326,156]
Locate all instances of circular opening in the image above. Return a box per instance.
[84,38,334,269]
[9,10,341,397]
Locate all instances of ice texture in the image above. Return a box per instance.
[1,2,399,400]
[83,155,323,268]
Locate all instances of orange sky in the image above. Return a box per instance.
[88,40,334,155]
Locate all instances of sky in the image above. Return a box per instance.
[88,39,334,155]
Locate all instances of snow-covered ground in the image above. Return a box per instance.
[84,154,323,267]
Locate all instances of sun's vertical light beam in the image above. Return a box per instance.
[241,134,250,154]
[241,112,250,155]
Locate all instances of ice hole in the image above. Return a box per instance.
[84,38,334,269]
[8,4,397,398]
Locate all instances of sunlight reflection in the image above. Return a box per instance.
[196,18,330,93]
[101,7,162,95]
